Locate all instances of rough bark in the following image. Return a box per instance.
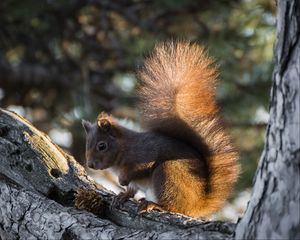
[235,0,300,239]
[0,109,235,239]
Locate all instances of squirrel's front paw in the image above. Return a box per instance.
[111,192,130,209]
[137,199,164,214]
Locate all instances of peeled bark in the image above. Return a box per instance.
[235,0,300,239]
[0,109,235,239]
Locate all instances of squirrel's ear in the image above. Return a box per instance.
[82,119,92,134]
[97,118,111,132]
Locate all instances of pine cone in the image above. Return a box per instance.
[74,187,105,217]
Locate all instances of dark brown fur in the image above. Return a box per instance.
[83,41,240,218]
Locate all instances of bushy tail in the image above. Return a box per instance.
[137,41,239,215]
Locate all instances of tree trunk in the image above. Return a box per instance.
[0,109,234,239]
[235,0,300,239]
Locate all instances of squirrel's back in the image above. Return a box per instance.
[137,41,240,216]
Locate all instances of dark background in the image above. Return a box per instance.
[0,0,275,199]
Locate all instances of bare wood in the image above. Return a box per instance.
[0,108,234,239]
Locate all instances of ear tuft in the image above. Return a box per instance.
[97,118,111,132]
[98,112,109,119]
[96,112,121,137]
[82,119,92,134]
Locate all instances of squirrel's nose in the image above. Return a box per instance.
[87,161,95,169]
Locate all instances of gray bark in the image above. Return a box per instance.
[235,0,300,239]
[0,109,235,239]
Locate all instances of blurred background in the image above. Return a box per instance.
[0,0,275,221]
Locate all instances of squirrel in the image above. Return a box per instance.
[82,41,240,218]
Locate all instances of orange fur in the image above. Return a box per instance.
[137,41,240,217]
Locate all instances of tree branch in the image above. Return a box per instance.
[0,108,235,239]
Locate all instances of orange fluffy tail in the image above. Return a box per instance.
[137,41,240,216]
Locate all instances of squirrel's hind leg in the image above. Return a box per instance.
[150,159,206,217]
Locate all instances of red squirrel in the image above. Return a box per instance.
[82,41,240,218]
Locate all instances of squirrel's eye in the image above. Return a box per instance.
[96,141,108,152]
